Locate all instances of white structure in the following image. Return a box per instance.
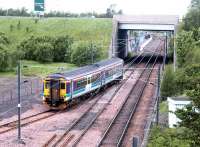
[168,97,191,128]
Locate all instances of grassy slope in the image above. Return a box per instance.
[0,17,112,52]
[0,17,112,77]
[21,60,77,77]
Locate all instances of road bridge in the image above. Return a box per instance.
[110,15,179,70]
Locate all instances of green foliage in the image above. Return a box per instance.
[34,43,54,63]
[0,45,11,71]
[176,103,200,146]
[0,32,9,44]
[172,0,200,146]
[185,64,200,77]
[174,68,187,94]
[0,33,13,71]
[17,20,21,30]
[176,31,195,67]
[159,101,168,113]
[10,24,14,32]
[183,0,200,30]
[53,36,73,62]
[0,18,111,72]
[148,126,190,147]
[71,41,102,66]
[161,65,177,98]
[175,64,200,146]
[18,35,74,63]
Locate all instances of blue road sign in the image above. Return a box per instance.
[34,0,44,12]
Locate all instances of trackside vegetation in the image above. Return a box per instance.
[149,0,200,146]
[0,18,112,75]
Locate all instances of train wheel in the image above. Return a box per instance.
[58,103,67,110]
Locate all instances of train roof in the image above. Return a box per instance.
[47,58,123,80]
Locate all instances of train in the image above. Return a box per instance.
[42,58,124,108]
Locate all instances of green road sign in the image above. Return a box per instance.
[34,0,44,12]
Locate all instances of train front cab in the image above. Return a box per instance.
[43,78,70,107]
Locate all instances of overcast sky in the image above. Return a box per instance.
[0,0,191,17]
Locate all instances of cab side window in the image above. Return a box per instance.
[60,83,65,89]
[45,81,50,89]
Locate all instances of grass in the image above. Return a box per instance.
[0,60,77,77]
[160,101,168,113]
[0,17,112,52]
[0,17,112,77]
[21,60,77,77]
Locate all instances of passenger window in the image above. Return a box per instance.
[91,74,101,83]
[60,83,65,89]
[45,82,50,89]
[76,78,87,90]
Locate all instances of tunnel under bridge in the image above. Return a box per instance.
[110,15,179,63]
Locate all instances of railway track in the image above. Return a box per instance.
[42,53,146,147]
[42,83,121,147]
[120,40,164,147]
[97,40,163,147]
[0,110,59,135]
[0,53,142,138]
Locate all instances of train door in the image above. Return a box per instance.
[50,80,60,103]
[101,71,106,85]
[44,80,50,97]
[86,75,91,92]
[60,80,66,98]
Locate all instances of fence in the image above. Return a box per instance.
[0,78,42,106]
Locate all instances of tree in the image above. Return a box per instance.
[148,126,190,147]
[0,45,11,71]
[34,43,54,63]
[105,4,122,18]
[176,30,195,67]
[53,36,73,62]
[175,64,200,146]
[71,41,102,66]
[0,32,9,45]
[183,0,200,30]
[161,65,177,99]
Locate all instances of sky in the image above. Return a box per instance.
[0,0,191,17]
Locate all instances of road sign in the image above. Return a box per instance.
[34,0,45,12]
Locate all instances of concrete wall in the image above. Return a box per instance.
[110,19,128,59]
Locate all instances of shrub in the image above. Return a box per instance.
[0,32,9,45]
[18,35,74,63]
[53,35,73,62]
[71,41,102,66]
[0,45,11,71]
[176,31,195,67]
[148,126,190,147]
[34,42,54,63]
[161,65,177,99]
[18,36,37,60]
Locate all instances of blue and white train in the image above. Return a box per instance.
[42,58,124,108]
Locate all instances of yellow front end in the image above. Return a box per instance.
[43,80,50,101]
[60,80,67,102]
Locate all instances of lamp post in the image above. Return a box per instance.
[17,61,27,144]
[17,61,21,143]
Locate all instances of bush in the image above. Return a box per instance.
[53,35,73,62]
[71,41,102,66]
[148,126,190,147]
[34,43,54,63]
[0,32,9,45]
[176,31,195,67]
[18,35,74,63]
[161,65,177,98]
[0,45,11,71]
